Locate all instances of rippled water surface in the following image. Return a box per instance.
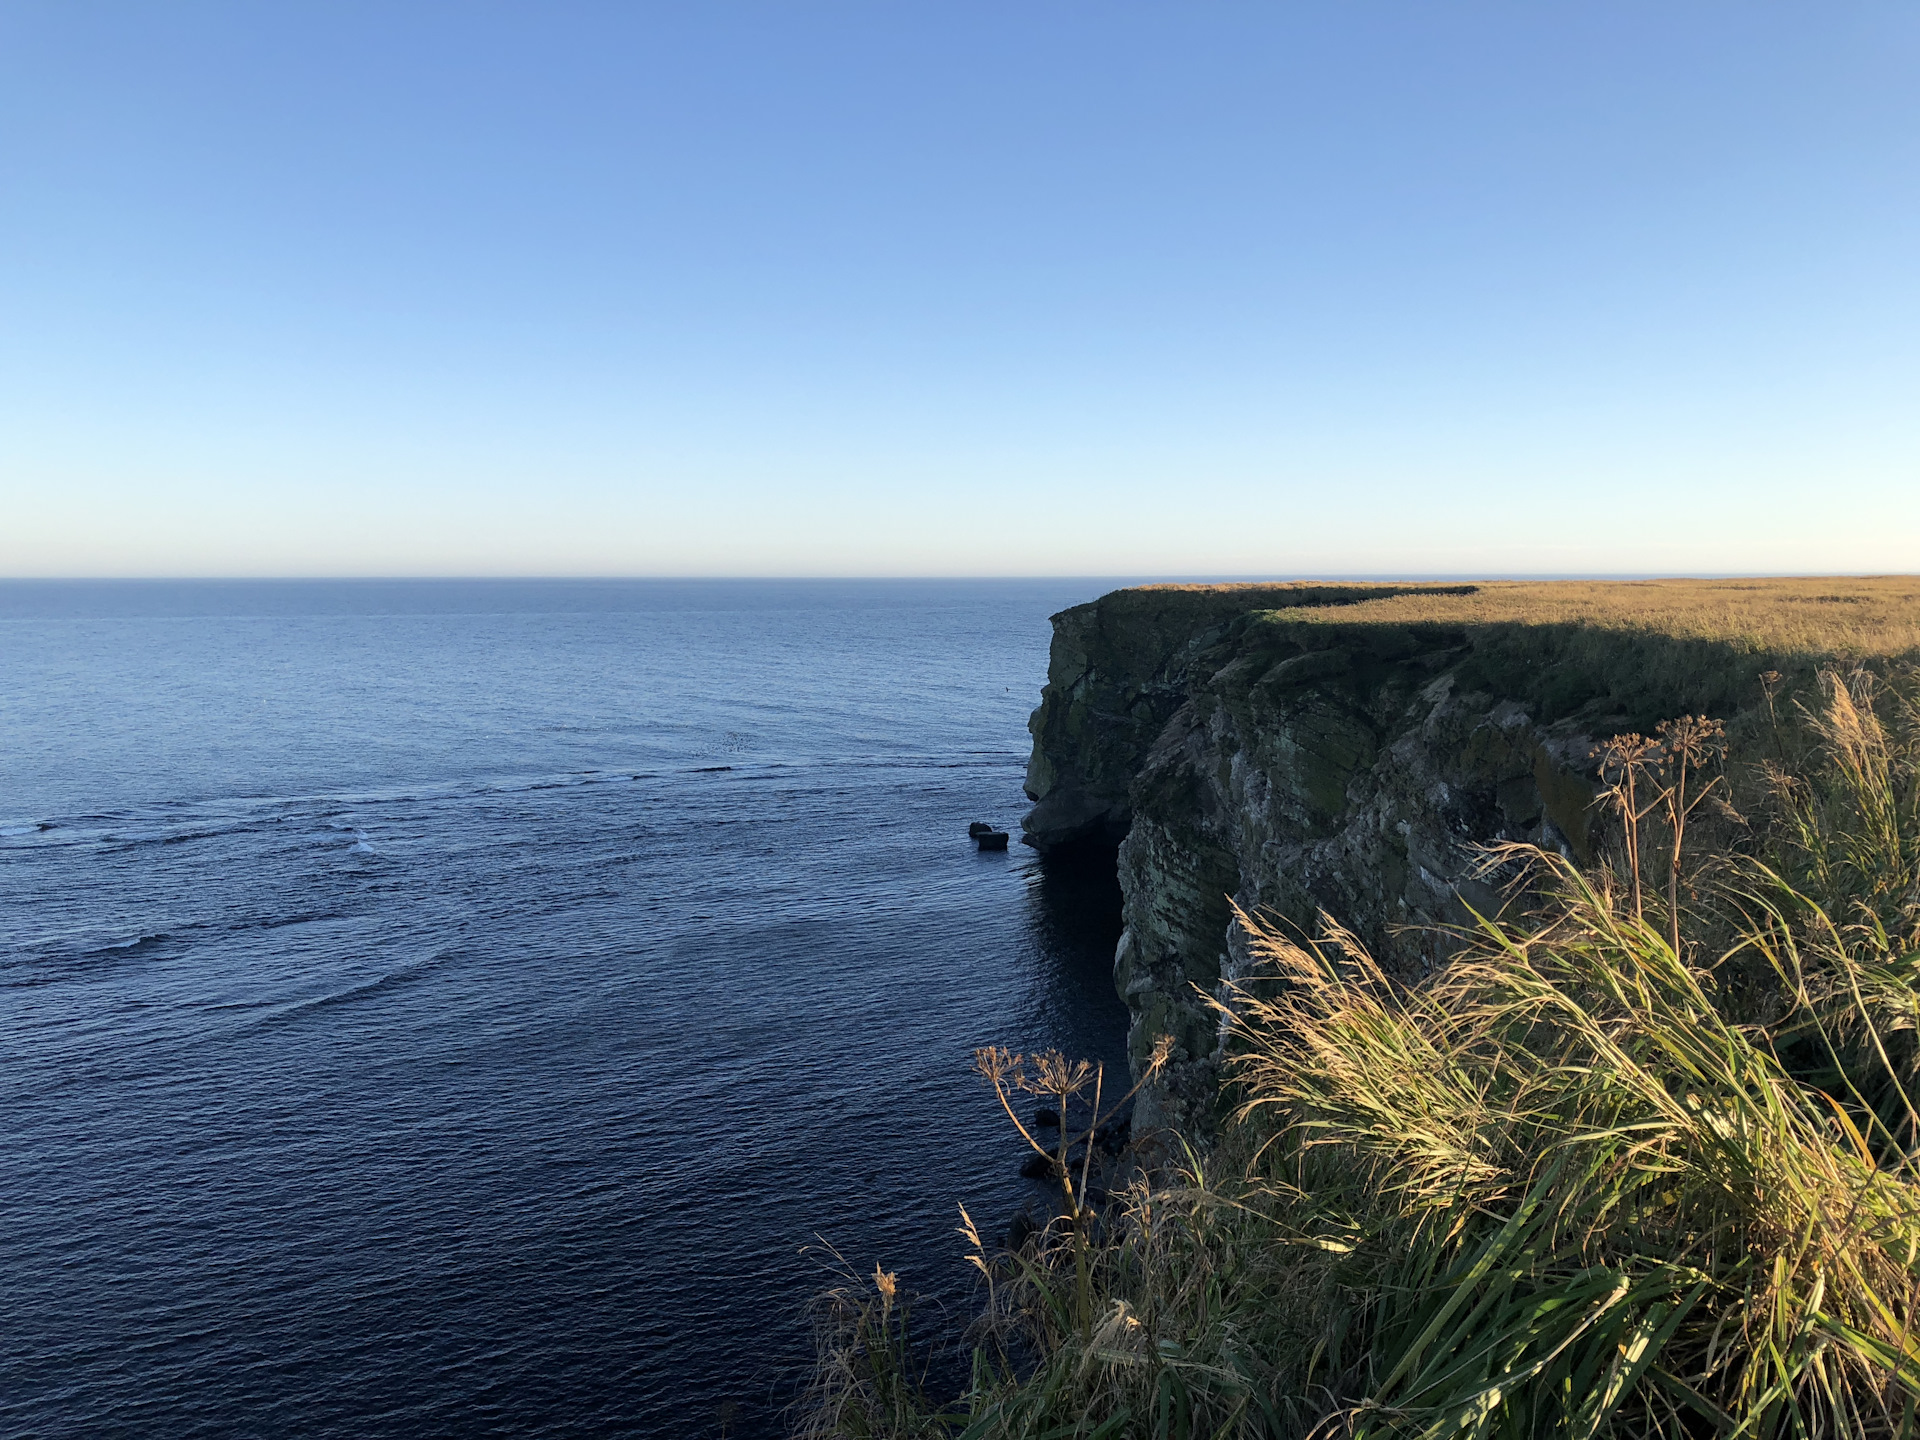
[0,579,1130,1438]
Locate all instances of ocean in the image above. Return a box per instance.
[0,578,1132,1438]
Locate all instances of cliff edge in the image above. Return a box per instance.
[1022,578,1920,1131]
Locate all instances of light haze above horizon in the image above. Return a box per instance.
[2,4,1916,579]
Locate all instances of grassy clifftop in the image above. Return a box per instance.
[1251,576,1920,660]
[1207,576,1920,737]
[1024,577,1920,855]
[1136,577,1920,657]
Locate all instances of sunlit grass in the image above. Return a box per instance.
[1134,576,1920,659]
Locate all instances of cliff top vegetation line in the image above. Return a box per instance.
[1023,576,1920,863]
[1135,576,1920,658]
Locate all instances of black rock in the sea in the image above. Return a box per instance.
[1033,1107,1062,1129]
[967,821,994,838]
[975,829,1010,851]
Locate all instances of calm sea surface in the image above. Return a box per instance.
[0,579,1131,1438]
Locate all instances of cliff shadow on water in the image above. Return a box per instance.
[1016,842,1130,1077]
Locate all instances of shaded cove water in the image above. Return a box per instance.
[0,579,1133,1439]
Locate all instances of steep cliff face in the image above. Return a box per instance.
[1023,584,1790,1132]
[1021,585,1472,853]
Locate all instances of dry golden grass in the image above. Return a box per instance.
[1133,577,1920,659]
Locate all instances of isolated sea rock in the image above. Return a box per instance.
[1022,582,1809,1134]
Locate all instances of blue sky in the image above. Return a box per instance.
[2,3,1915,577]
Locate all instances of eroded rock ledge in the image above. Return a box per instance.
[1021,582,1797,1132]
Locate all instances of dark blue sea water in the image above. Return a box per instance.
[0,579,1131,1439]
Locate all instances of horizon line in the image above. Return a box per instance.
[1,571,1916,586]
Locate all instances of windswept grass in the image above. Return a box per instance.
[805,668,1920,1438]
[1765,669,1920,930]
[800,1247,953,1440]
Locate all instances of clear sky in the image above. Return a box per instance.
[2,3,1915,578]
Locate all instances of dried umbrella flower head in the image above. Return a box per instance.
[1593,731,1660,785]
[972,1045,1026,1091]
[1656,713,1728,769]
[1592,713,1731,952]
[1593,732,1663,921]
[1028,1050,1094,1099]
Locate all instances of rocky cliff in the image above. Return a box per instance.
[1022,581,1823,1132]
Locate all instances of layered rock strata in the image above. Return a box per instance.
[1021,583,1783,1132]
